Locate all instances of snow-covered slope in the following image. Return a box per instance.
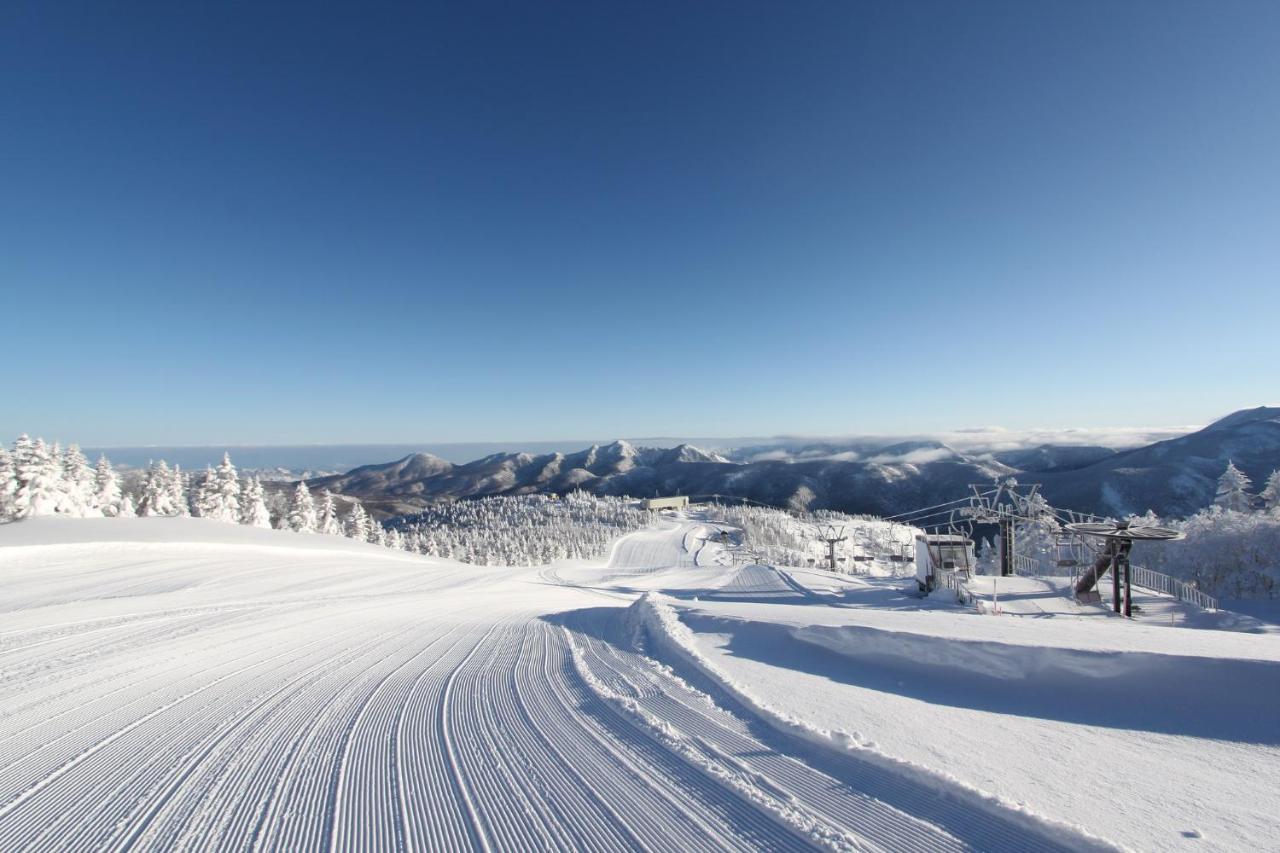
[1,516,1273,851]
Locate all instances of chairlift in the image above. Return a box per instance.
[1054,535,1082,568]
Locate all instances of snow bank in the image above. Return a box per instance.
[625,592,1121,852]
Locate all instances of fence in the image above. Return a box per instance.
[934,566,973,605]
[1129,564,1219,611]
[1011,552,1218,611]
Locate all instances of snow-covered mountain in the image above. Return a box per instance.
[1036,406,1280,517]
[304,408,1280,520]
[310,439,1012,517]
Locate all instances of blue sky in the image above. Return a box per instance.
[2,1,1278,445]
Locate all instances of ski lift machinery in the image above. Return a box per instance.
[1067,520,1185,617]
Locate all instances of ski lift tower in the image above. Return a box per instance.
[956,480,1035,577]
[818,524,847,571]
[1066,520,1185,617]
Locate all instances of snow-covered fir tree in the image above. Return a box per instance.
[138,460,178,516]
[317,489,342,535]
[1214,461,1253,513]
[1260,470,1280,515]
[193,466,216,517]
[12,436,66,519]
[346,501,371,541]
[94,456,124,517]
[169,465,190,517]
[240,476,272,528]
[61,444,99,517]
[202,454,241,523]
[0,447,16,521]
[287,481,318,533]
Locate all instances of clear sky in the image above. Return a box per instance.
[2,1,1278,445]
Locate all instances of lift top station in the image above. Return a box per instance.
[1067,520,1185,617]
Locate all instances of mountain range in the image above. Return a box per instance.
[307,407,1280,521]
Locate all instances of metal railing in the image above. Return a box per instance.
[934,566,973,605]
[1010,552,1219,612]
[1129,564,1218,611]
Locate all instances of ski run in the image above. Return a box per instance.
[1,514,1276,852]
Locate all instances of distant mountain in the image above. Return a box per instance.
[991,444,1118,473]
[309,439,1010,518]
[304,408,1280,521]
[1035,406,1280,517]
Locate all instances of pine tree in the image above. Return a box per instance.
[317,490,342,535]
[169,465,190,517]
[12,437,65,519]
[0,447,16,522]
[193,466,216,517]
[203,454,241,523]
[1214,461,1253,513]
[94,456,123,517]
[118,492,137,518]
[61,444,99,516]
[239,476,272,528]
[346,501,370,541]
[1260,470,1280,515]
[138,460,177,516]
[287,481,318,533]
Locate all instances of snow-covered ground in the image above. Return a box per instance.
[1,514,1275,850]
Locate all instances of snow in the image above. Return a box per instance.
[1,514,1276,851]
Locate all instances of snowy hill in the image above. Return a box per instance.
[1036,406,1280,517]
[302,408,1280,520]
[309,439,1012,518]
[3,515,1275,850]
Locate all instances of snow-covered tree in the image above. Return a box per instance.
[138,460,178,516]
[317,490,342,535]
[0,447,16,522]
[202,454,241,523]
[94,456,124,517]
[287,481,317,533]
[1213,461,1253,513]
[193,466,216,517]
[1260,470,1280,515]
[346,501,371,541]
[169,465,190,517]
[240,476,272,528]
[118,492,136,518]
[61,444,99,516]
[12,436,66,519]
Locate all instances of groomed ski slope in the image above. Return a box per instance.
[0,516,1265,851]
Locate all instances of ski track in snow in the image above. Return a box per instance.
[0,518,1117,851]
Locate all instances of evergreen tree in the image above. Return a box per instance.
[204,454,241,523]
[118,492,137,518]
[1261,470,1280,515]
[138,460,177,516]
[240,476,272,528]
[94,456,123,517]
[0,447,16,522]
[287,481,318,533]
[12,436,65,519]
[346,501,371,541]
[317,490,342,535]
[193,466,216,517]
[1214,461,1253,513]
[169,465,191,517]
[61,444,99,516]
